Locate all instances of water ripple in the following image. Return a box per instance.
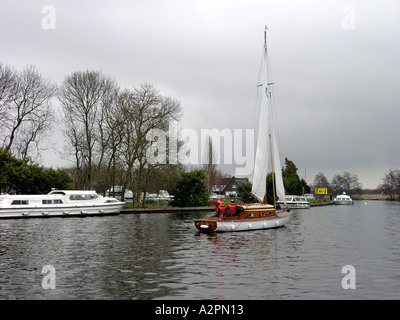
[0,202,399,299]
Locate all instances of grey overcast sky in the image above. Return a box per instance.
[1,0,399,189]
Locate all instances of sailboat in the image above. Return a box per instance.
[194,27,292,232]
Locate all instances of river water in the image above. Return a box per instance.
[0,200,399,300]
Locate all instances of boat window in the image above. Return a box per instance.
[261,212,265,216]
[248,213,254,217]
[41,199,63,204]
[11,200,29,205]
[106,199,118,203]
[69,194,98,201]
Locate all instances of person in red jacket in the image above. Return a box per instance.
[228,199,237,215]
[217,199,227,217]
[210,199,222,216]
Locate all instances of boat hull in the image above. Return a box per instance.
[278,202,310,209]
[333,200,353,205]
[0,203,125,219]
[194,210,292,233]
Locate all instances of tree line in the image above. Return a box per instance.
[312,171,362,196]
[378,169,400,200]
[2,62,399,204]
[170,164,400,207]
[1,62,183,204]
[313,169,400,200]
[58,71,182,205]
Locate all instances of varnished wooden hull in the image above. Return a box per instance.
[194,204,292,233]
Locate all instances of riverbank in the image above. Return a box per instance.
[121,206,214,214]
[121,201,333,213]
[351,193,396,200]
[309,202,332,207]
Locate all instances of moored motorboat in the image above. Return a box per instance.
[277,195,310,209]
[0,190,125,219]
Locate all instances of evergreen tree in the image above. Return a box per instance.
[282,158,303,195]
[169,169,209,207]
[0,148,73,194]
[236,182,254,202]
[264,158,309,204]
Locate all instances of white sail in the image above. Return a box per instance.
[270,103,286,203]
[251,30,286,205]
[251,41,270,202]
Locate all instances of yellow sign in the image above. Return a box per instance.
[315,188,328,195]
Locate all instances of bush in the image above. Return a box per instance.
[0,148,73,194]
[169,169,210,207]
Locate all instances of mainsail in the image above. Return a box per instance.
[251,30,286,205]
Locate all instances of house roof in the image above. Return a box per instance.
[211,176,249,193]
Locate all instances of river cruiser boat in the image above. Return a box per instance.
[0,190,125,219]
[333,189,354,205]
[277,195,310,209]
[194,27,292,232]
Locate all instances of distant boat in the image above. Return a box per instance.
[0,190,125,219]
[277,195,310,209]
[333,188,354,205]
[106,186,133,200]
[194,27,292,232]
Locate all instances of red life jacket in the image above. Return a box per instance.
[218,204,227,214]
[228,203,237,214]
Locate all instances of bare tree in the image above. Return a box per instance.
[312,172,331,191]
[119,83,182,205]
[379,169,400,200]
[331,171,362,195]
[94,86,124,195]
[0,63,16,123]
[0,64,56,159]
[58,70,118,189]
